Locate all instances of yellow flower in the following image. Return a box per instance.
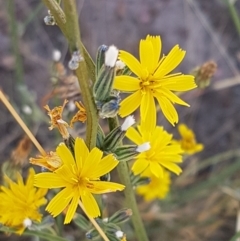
[136,168,171,201]
[44,99,69,139]
[126,120,183,178]
[30,151,62,171]
[176,124,204,155]
[114,35,196,127]
[34,138,125,224]
[0,168,47,235]
[70,101,87,127]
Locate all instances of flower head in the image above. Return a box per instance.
[44,99,69,139]
[114,35,196,127]
[126,120,183,178]
[34,138,125,224]
[176,124,204,155]
[136,168,171,201]
[70,101,87,127]
[30,151,62,171]
[0,168,47,234]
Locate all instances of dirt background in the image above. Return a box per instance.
[1,0,240,240]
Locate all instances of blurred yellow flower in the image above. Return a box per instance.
[126,120,183,178]
[0,168,47,235]
[114,35,196,127]
[34,138,125,224]
[136,168,171,201]
[176,123,204,155]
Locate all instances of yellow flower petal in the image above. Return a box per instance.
[140,92,156,132]
[155,94,178,126]
[178,124,189,137]
[75,137,89,171]
[132,158,149,175]
[149,162,164,178]
[160,161,182,175]
[88,181,125,194]
[81,190,100,218]
[81,148,103,177]
[46,187,73,217]
[88,154,119,178]
[114,76,140,92]
[34,172,67,188]
[126,127,143,145]
[157,88,190,106]
[56,143,75,167]
[119,90,141,117]
[119,50,143,77]
[160,75,196,91]
[64,194,79,224]
[154,45,186,78]
[140,38,154,72]
[147,35,161,70]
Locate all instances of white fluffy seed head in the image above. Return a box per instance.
[105,45,119,67]
[115,230,124,238]
[121,115,135,131]
[23,218,32,228]
[136,142,151,153]
[52,49,61,62]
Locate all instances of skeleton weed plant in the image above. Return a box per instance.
[0,1,205,241]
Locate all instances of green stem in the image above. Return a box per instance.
[226,0,240,39]
[41,0,97,149]
[108,117,149,241]
[7,0,24,84]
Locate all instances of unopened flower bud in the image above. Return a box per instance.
[109,208,132,225]
[86,228,100,240]
[103,116,135,151]
[114,143,150,162]
[93,46,119,102]
[192,60,217,89]
[96,45,108,76]
[105,223,121,235]
[96,125,105,149]
[98,96,120,119]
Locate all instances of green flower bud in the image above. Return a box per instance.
[98,95,120,119]
[96,45,108,77]
[109,208,132,225]
[105,223,121,234]
[96,125,105,149]
[64,134,75,157]
[86,228,100,240]
[131,174,150,187]
[114,142,150,162]
[93,46,118,102]
[103,116,135,151]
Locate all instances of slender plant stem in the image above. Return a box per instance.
[0,90,46,156]
[108,117,149,241]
